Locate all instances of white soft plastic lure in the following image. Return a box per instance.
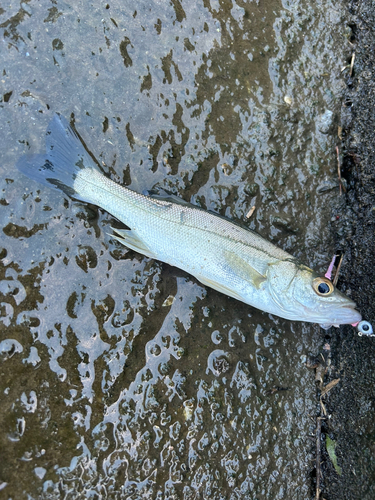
[16,114,362,327]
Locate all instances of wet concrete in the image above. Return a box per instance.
[0,0,372,499]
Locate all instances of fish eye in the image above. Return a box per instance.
[312,277,334,296]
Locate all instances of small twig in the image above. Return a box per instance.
[320,397,327,416]
[336,146,347,195]
[321,378,341,397]
[332,253,344,287]
[265,386,289,395]
[315,363,326,389]
[349,52,355,77]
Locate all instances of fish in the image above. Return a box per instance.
[16,113,362,327]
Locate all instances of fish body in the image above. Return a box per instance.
[16,114,362,326]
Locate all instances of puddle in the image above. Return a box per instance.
[0,0,352,498]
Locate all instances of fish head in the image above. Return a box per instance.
[265,259,362,325]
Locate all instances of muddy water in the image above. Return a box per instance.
[0,0,352,498]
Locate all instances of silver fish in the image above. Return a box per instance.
[16,114,362,326]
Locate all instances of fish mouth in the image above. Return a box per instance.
[294,295,362,325]
[322,303,362,326]
[276,303,361,325]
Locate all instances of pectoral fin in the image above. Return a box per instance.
[224,250,266,289]
[110,228,157,259]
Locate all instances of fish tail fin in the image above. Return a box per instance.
[16,113,100,202]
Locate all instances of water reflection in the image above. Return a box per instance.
[0,0,349,497]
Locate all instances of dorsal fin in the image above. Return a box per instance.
[143,188,195,208]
